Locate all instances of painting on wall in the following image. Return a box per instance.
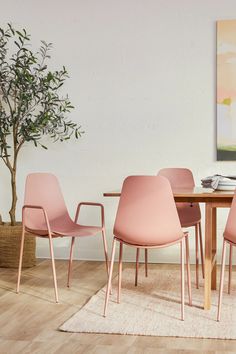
[217,20,236,160]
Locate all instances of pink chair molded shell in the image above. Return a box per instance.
[158,168,201,227]
[114,176,183,246]
[104,176,192,321]
[136,168,204,289]
[158,168,204,288]
[17,173,109,303]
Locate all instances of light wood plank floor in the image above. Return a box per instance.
[0,260,236,354]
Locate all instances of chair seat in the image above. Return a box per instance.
[26,224,102,237]
[116,231,188,248]
[223,232,236,245]
[54,224,102,237]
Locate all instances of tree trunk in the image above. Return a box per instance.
[9,169,17,226]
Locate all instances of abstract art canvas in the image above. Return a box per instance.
[217,20,236,160]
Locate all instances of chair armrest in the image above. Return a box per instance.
[22,205,51,234]
[74,202,105,228]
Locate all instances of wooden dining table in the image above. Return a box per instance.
[103,187,235,310]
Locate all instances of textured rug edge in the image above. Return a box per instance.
[58,268,236,340]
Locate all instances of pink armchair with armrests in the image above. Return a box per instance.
[16,173,109,303]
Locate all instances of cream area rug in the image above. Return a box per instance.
[59,266,236,339]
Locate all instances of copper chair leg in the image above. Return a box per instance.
[181,239,185,321]
[185,236,192,306]
[228,244,233,294]
[118,241,123,303]
[145,249,148,277]
[48,235,59,303]
[67,236,75,288]
[135,248,140,286]
[195,224,199,289]
[104,238,116,317]
[102,228,109,277]
[217,239,227,321]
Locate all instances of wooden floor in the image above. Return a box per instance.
[0,260,236,354]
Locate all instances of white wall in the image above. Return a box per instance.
[1,0,236,263]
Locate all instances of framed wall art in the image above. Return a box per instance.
[217,20,236,160]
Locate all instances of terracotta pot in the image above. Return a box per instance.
[0,222,36,268]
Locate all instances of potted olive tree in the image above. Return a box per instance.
[0,24,82,267]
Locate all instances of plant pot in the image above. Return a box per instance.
[0,222,36,268]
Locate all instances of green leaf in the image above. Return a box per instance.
[14,41,21,49]
[16,30,23,37]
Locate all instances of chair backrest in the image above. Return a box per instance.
[158,168,195,189]
[157,168,201,226]
[113,176,184,246]
[24,173,72,232]
[224,190,236,243]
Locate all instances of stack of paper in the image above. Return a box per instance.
[201,175,236,190]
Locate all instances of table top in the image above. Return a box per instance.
[103,187,235,203]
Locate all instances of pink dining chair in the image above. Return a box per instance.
[159,168,204,288]
[16,173,109,303]
[136,168,204,288]
[104,176,192,321]
[135,168,204,289]
[217,189,236,321]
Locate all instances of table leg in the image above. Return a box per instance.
[204,203,212,310]
[212,208,217,290]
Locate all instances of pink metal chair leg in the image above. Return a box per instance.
[135,248,140,286]
[217,239,227,321]
[67,237,75,288]
[16,225,25,293]
[228,244,233,294]
[102,229,112,295]
[145,249,148,277]
[195,224,199,289]
[104,238,116,317]
[118,241,123,303]
[135,248,148,281]
[102,229,109,277]
[48,234,59,303]
[199,222,204,279]
[181,239,185,321]
[185,236,192,306]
